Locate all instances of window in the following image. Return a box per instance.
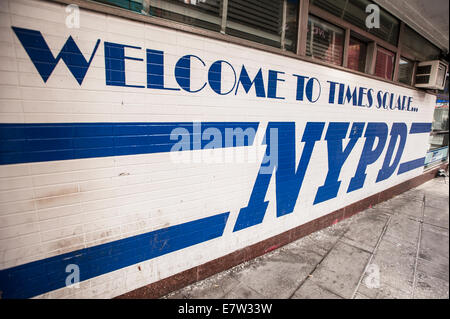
[374,47,394,80]
[402,25,441,61]
[425,80,449,167]
[284,0,300,52]
[432,107,449,132]
[226,0,282,47]
[91,0,446,82]
[93,0,299,52]
[310,0,399,45]
[398,57,414,85]
[226,0,298,51]
[306,15,344,66]
[347,36,367,72]
[95,0,144,12]
[147,0,222,32]
[426,103,449,165]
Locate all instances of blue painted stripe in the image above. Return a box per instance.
[410,123,432,134]
[0,122,259,165]
[0,212,229,299]
[398,157,425,174]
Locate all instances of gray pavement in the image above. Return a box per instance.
[163,176,449,299]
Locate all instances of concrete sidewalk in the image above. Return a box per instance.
[163,175,449,299]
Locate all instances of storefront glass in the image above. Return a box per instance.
[306,15,344,66]
[425,77,449,168]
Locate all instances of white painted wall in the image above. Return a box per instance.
[0,0,435,299]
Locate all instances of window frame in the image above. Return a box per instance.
[346,35,368,73]
[397,56,415,86]
[49,0,444,90]
[307,2,406,83]
[374,46,395,81]
[305,14,346,66]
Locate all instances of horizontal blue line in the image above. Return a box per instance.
[398,157,425,174]
[0,122,259,165]
[0,212,229,299]
[409,123,432,134]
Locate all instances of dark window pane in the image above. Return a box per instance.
[398,57,414,85]
[431,107,449,131]
[402,25,441,61]
[95,0,143,12]
[311,0,399,45]
[95,0,222,32]
[226,0,298,51]
[347,37,367,72]
[306,15,344,66]
[417,65,432,74]
[374,47,394,80]
[341,0,369,30]
[415,75,430,84]
[310,0,347,16]
[147,0,222,32]
[93,1,299,52]
[428,98,449,153]
[285,0,299,52]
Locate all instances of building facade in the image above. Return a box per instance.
[0,0,448,299]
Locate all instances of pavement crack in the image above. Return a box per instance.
[411,194,426,299]
[350,213,392,299]
[421,221,449,231]
[340,238,373,254]
[315,284,345,299]
[287,228,349,299]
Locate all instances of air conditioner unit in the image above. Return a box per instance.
[415,60,448,90]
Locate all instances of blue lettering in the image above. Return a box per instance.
[104,42,144,88]
[146,49,179,91]
[407,97,413,111]
[345,86,358,106]
[294,74,308,101]
[314,122,365,204]
[358,87,367,107]
[175,55,207,93]
[233,122,324,232]
[367,89,374,107]
[208,60,236,95]
[376,123,407,182]
[235,66,266,97]
[267,70,285,99]
[376,91,383,108]
[305,78,321,102]
[327,81,339,104]
[12,26,100,85]
[347,122,388,192]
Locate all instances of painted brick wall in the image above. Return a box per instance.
[0,0,435,299]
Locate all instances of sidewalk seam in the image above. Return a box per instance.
[287,229,349,299]
[350,214,392,299]
[411,194,426,299]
